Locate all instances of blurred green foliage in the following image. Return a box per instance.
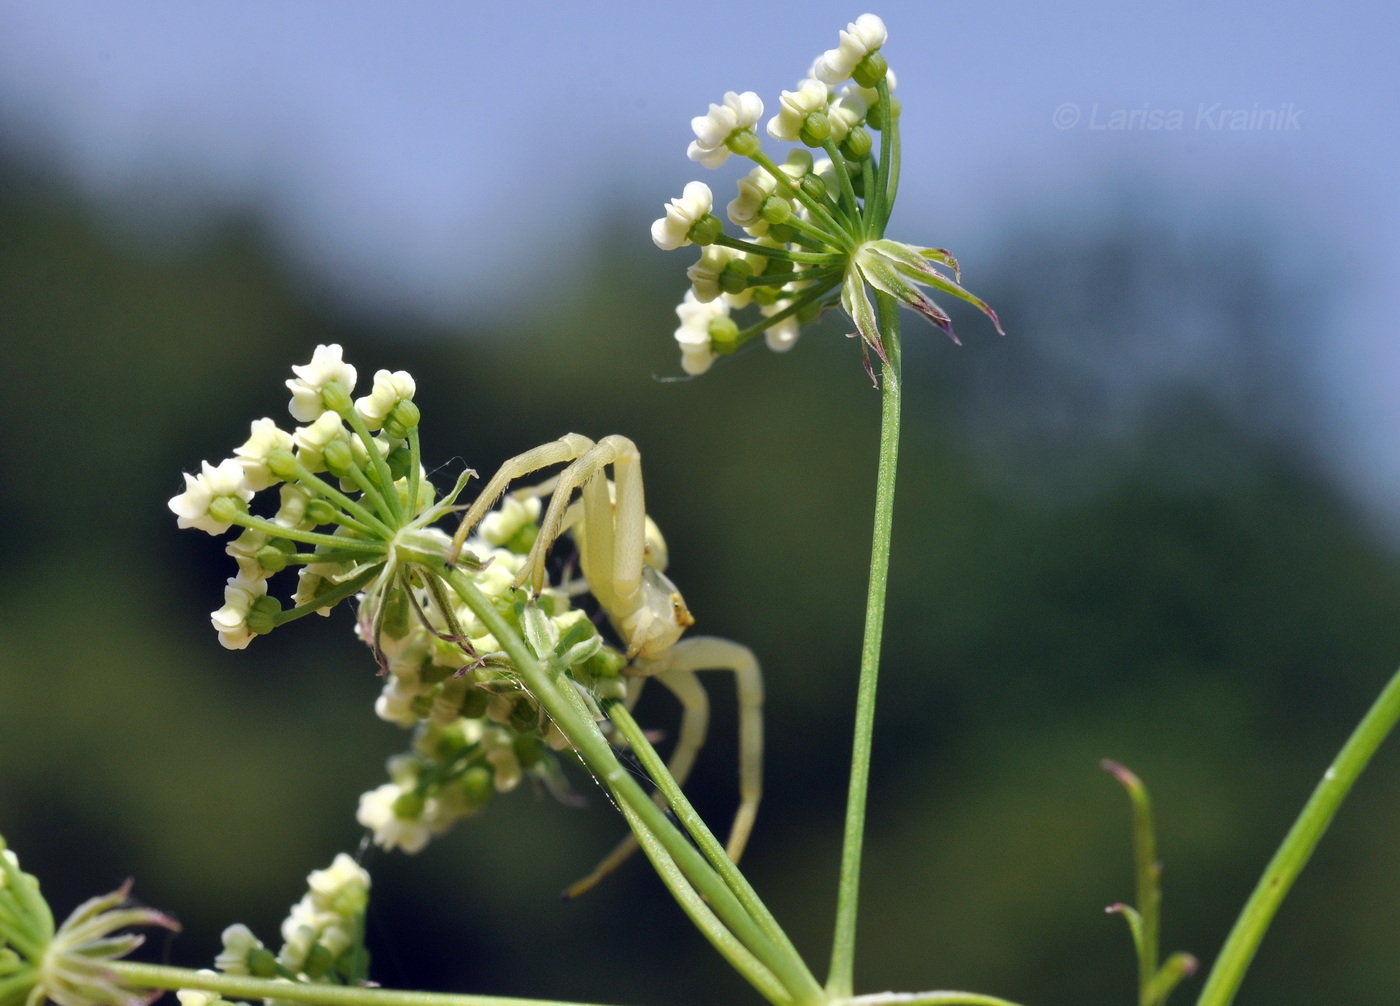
[1,147,1398,1006]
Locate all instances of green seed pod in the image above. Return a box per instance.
[853,51,888,89]
[392,789,426,820]
[320,381,353,413]
[708,316,740,349]
[247,947,281,978]
[751,285,780,307]
[265,447,300,479]
[384,400,420,440]
[386,444,412,480]
[759,195,792,224]
[719,259,754,294]
[303,943,334,980]
[246,595,282,635]
[800,173,828,202]
[514,733,544,768]
[687,213,725,246]
[460,765,494,806]
[321,438,354,477]
[726,128,760,157]
[460,686,489,719]
[306,499,338,526]
[841,126,873,160]
[207,495,246,525]
[799,111,831,146]
[256,544,289,573]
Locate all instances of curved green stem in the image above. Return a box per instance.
[820,138,862,225]
[728,279,840,352]
[1195,663,1400,1006]
[827,292,903,998]
[441,570,822,1005]
[869,80,897,238]
[106,962,622,1006]
[226,513,385,553]
[606,702,806,968]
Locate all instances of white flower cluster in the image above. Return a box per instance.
[652,15,903,376]
[169,344,424,649]
[209,854,370,990]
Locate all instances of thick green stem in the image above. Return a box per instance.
[1195,663,1400,1006]
[613,798,792,1004]
[827,292,903,997]
[441,571,822,1005]
[606,703,805,967]
[106,962,620,1006]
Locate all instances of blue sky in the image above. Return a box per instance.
[1,1,1397,515]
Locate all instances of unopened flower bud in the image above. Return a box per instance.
[853,51,888,89]
[688,213,725,246]
[799,111,832,146]
[841,126,873,160]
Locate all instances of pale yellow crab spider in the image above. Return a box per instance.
[448,434,763,894]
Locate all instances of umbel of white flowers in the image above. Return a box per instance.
[168,346,627,856]
[651,13,1002,382]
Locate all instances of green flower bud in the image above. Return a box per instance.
[751,285,781,307]
[767,222,797,244]
[841,126,873,160]
[800,173,829,202]
[687,212,725,246]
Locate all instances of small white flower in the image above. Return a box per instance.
[293,411,348,472]
[727,166,779,235]
[287,344,357,423]
[273,483,313,529]
[686,245,742,304]
[169,459,254,535]
[306,854,370,918]
[674,290,729,376]
[354,369,416,430]
[214,924,265,975]
[233,418,293,491]
[651,181,713,250]
[687,90,763,168]
[829,90,868,144]
[225,528,271,582]
[357,783,434,854]
[176,985,220,1006]
[813,13,888,84]
[211,574,267,650]
[767,78,830,142]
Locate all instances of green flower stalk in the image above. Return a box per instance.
[652,13,1001,383]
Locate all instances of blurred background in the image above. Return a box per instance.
[1,2,1399,1004]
